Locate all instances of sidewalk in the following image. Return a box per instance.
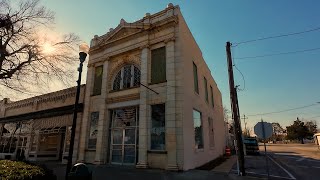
[212,155,265,179]
[212,155,237,174]
[44,161,263,180]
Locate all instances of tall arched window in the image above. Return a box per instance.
[112,64,140,91]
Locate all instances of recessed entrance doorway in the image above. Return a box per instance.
[109,107,138,165]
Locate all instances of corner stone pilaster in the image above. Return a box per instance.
[78,65,94,162]
[136,46,149,169]
[165,40,179,171]
[94,60,109,164]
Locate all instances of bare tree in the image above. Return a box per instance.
[0,0,79,96]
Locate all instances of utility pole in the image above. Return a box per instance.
[242,114,248,136]
[226,42,246,176]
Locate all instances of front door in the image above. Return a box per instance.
[110,107,138,165]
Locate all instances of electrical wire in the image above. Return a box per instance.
[234,47,320,60]
[233,26,320,46]
[247,103,320,117]
[234,64,246,91]
[231,45,246,91]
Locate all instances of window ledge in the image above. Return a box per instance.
[148,80,167,86]
[147,150,167,154]
[195,148,204,153]
[85,149,96,152]
[109,86,140,93]
[91,93,101,97]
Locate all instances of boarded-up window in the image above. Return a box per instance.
[92,66,103,95]
[88,112,99,149]
[208,117,214,148]
[151,47,166,84]
[210,86,214,108]
[193,62,199,94]
[204,77,208,102]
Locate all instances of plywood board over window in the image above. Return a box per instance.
[92,66,103,96]
[151,47,166,84]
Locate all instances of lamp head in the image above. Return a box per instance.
[79,43,89,63]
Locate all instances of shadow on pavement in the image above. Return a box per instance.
[231,154,294,180]
[267,145,320,180]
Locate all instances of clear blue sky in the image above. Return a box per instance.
[43,0,320,129]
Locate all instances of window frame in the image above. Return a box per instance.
[193,62,199,94]
[151,47,166,84]
[204,77,208,102]
[87,112,99,150]
[150,104,166,151]
[111,64,141,91]
[210,85,214,108]
[92,65,103,96]
[193,109,204,150]
[208,117,215,148]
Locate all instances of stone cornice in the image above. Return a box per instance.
[5,85,85,110]
[88,31,175,66]
[0,104,84,123]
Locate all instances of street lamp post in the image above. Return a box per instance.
[66,43,89,178]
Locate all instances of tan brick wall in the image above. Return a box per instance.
[177,10,226,170]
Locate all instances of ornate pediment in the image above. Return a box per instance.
[96,19,150,46]
[107,27,142,42]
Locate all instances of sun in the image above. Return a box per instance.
[41,43,56,55]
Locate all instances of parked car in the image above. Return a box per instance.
[243,137,260,155]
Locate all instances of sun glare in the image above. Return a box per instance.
[42,43,56,54]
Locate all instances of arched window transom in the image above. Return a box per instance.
[112,64,140,91]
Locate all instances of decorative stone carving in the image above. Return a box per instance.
[120,18,126,25]
[145,13,151,17]
[167,3,174,8]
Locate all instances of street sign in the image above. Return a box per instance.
[254,121,273,139]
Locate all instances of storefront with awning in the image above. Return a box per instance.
[0,114,74,162]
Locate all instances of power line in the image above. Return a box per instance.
[233,26,320,46]
[247,103,320,117]
[234,64,246,91]
[231,45,246,91]
[234,47,320,60]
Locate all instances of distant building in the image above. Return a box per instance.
[0,4,226,171]
[0,86,85,163]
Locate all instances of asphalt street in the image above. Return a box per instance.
[263,143,320,180]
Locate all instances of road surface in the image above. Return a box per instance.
[263,143,320,180]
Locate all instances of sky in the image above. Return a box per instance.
[39,0,320,130]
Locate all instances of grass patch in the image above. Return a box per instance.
[0,160,56,180]
[196,155,228,170]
